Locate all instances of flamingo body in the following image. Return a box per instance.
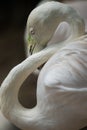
[0,1,87,130]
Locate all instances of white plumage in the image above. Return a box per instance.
[0,1,87,130]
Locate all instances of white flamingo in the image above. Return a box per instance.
[0,1,87,130]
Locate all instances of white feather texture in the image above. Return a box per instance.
[0,1,87,130]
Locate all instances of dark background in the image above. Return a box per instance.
[0,0,87,130]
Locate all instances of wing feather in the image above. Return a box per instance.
[44,35,87,90]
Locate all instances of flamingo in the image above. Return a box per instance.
[0,1,87,130]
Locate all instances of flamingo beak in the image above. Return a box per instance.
[29,43,37,55]
[28,35,37,55]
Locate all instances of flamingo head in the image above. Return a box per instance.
[25,1,63,54]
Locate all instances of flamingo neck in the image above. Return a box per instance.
[60,3,85,39]
[0,43,62,130]
[49,2,85,43]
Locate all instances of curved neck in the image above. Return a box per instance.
[48,2,85,42]
[60,3,85,39]
[65,14,85,40]
[0,44,60,129]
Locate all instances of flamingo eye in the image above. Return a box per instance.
[30,28,35,35]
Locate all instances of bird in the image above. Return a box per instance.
[0,1,87,130]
